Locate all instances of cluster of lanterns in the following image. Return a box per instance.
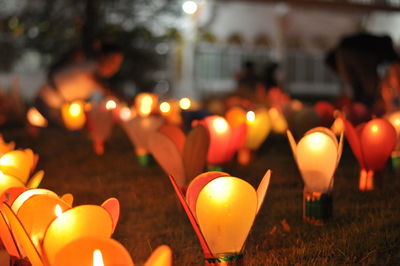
[22,88,400,264]
[0,136,172,266]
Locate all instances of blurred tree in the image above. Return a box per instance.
[0,0,183,94]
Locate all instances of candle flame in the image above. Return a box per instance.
[179,97,191,110]
[93,249,104,266]
[105,100,117,110]
[212,117,229,134]
[139,95,153,116]
[27,107,48,127]
[160,102,171,113]
[55,204,63,218]
[246,111,255,122]
[69,102,82,117]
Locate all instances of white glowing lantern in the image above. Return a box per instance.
[182,0,198,14]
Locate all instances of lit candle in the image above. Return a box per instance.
[61,101,86,130]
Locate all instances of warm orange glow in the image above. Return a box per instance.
[268,108,279,119]
[246,111,255,122]
[160,102,171,113]
[179,97,191,110]
[139,95,154,116]
[371,124,379,133]
[27,107,48,127]
[93,249,104,266]
[55,204,63,218]
[119,107,132,121]
[62,101,86,130]
[212,117,229,134]
[105,100,117,110]
[69,103,82,117]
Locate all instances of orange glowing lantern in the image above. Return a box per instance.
[159,101,182,125]
[148,124,210,189]
[26,107,48,128]
[195,116,246,169]
[343,118,397,190]
[288,127,343,224]
[86,100,114,155]
[169,170,271,264]
[53,237,134,266]
[135,93,158,117]
[61,101,86,130]
[0,149,44,194]
[121,115,165,166]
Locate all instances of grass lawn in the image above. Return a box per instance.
[3,126,400,265]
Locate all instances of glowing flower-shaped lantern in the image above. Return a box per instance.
[169,170,271,265]
[61,101,86,131]
[343,118,397,191]
[148,124,209,190]
[225,107,271,165]
[159,100,182,126]
[0,149,44,195]
[86,99,115,155]
[268,107,288,134]
[195,116,245,170]
[287,127,343,225]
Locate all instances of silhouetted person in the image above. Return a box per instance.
[34,41,124,125]
[263,61,279,89]
[326,32,399,110]
[236,61,260,91]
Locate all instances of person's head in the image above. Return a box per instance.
[95,41,124,78]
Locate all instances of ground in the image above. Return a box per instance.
[3,126,400,265]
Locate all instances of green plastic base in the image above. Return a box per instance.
[137,154,151,166]
[303,191,333,225]
[207,165,224,172]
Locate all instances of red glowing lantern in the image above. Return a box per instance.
[195,116,246,169]
[343,118,397,190]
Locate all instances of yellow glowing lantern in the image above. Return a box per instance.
[179,97,191,110]
[27,107,48,128]
[268,107,288,134]
[42,205,113,265]
[288,128,343,193]
[135,93,158,117]
[0,135,15,157]
[288,127,343,225]
[169,170,271,263]
[159,101,182,126]
[0,171,25,196]
[52,237,134,266]
[0,149,35,184]
[61,101,86,130]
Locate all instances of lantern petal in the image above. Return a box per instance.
[0,187,27,207]
[286,130,297,161]
[337,131,344,166]
[86,103,114,145]
[11,189,58,216]
[196,177,257,255]
[101,198,120,233]
[0,209,20,258]
[186,171,230,215]
[159,125,186,155]
[256,169,271,214]
[183,125,210,183]
[0,173,25,196]
[168,175,213,258]
[343,118,366,169]
[0,203,43,266]
[17,195,70,249]
[144,245,173,266]
[148,131,186,188]
[60,193,74,206]
[296,132,338,192]
[26,170,44,189]
[53,236,134,266]
[42,205,113,266]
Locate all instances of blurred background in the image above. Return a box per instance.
[1,0,400,105]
